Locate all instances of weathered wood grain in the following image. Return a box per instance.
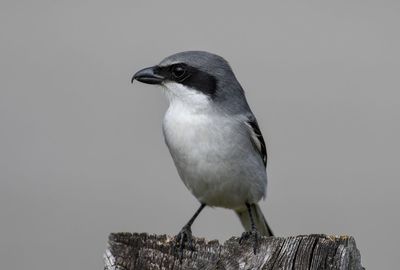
[104,233,363,270]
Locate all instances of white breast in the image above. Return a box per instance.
[161,82,266,209]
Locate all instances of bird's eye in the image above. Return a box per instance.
[171,64,187,79]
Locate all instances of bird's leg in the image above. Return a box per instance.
[239,203,261,254]
[175,203,206,258]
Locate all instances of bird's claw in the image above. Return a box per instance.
[174,225,194,260]
[239,228,261,254]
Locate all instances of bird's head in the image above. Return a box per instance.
[132,51,245,108]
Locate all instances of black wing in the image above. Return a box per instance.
[246,118,267,167]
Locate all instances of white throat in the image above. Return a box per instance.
[162,82,211,113]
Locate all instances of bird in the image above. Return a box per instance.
[131,51,273,254]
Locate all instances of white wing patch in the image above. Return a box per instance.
[245,119,267,167]
[246,122,262,150]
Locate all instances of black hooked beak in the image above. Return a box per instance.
[131,66,165,84]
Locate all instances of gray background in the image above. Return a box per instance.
[1,1,399,269]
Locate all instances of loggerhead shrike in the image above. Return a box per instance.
[132,51,273,254]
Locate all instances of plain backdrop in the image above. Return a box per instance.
[1,1,399,269]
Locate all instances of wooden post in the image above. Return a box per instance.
[104,233,364,270]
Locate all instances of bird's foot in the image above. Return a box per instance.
[239,228,261,254]
[174,225,194,260]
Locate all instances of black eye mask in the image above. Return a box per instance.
[156,64,217,97]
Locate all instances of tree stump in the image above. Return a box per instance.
[104,233,364,270]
